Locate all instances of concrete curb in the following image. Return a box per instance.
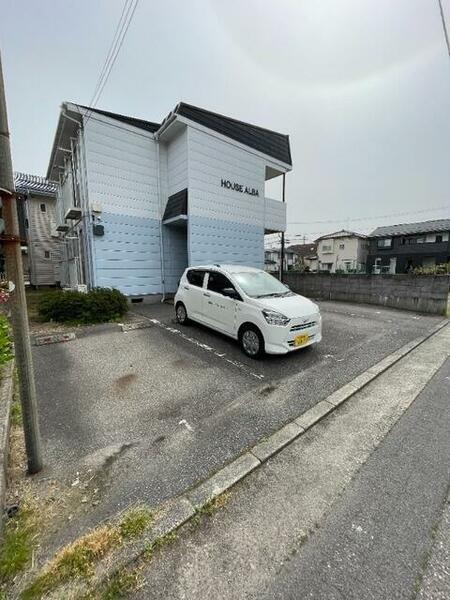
[0,359,15,535]
[33,332,76,346]
[82,318,448,591]
[120,321,153,332]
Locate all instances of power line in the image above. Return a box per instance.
[84,0,140,122]
[438,0,450,57]
[87,0,132,109]
[289,205,450,226]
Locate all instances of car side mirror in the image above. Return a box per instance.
[222,287,240,300]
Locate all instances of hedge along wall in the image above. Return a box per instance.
[283,273,450,316]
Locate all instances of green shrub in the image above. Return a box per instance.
[413,262,450,275]
[37,288,128,324]
[0,316,13,366]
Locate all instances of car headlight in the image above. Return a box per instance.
[262,309,290,326]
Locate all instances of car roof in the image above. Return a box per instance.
[188,264,262,274]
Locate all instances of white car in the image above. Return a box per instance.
[174,265,322,358]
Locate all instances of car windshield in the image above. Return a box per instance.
[233,271,292,298]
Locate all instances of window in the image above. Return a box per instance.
[40,203,46,212]
[322,244,332,252]
[436,235,443,243]
[186,269,205,287]
[44,251,50,259]
[25,218,29,229]
[339,243,345,250]
[207,271,235,295]
[377,238,392,248]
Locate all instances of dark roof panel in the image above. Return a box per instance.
[175,103,292,166]
[68,102,291,165]
[369,218,450,237]
[78,105,160,133]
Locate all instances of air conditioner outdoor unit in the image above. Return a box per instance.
[65,207,82,220]
[56,224,69,232]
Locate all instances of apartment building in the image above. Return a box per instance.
[47,102,292,299]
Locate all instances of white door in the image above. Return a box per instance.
[184,269,207,319]
[203,271,239,334]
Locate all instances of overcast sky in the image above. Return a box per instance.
[1,0,450,242]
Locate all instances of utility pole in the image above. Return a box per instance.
[280,173,286,282]
[0,52,42,473]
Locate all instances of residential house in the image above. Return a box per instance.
[264,248,297,273]
[316,230,368,273]
[47,102,292,299]
[1,173,61,286]
[367,219,450,274]
[287,242,318,271]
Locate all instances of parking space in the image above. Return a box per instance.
[33,301,444,535]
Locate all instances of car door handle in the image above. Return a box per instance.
[183,285,189,290]
[203,292,210,297]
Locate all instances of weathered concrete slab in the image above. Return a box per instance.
[34,332,76,346]
[120,321,153,332]
[187,453,261,509]
[251,422,303,462]
[295,400,335,430]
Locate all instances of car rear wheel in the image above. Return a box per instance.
[240,325,264,359]
[175,302,188,325]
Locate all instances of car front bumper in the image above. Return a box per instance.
[263,316,322,355]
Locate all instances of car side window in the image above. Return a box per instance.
[186,269,205,287]
[207,272,235,295]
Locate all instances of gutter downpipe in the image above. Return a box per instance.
[154,112,178,303]
[280,173,286,282]
[155,138,166,303]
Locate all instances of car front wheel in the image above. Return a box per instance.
[240,325,265,359]
[175,302,189,325]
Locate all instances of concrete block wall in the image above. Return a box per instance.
[284,273,450,315]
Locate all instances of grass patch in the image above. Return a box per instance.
[21,505,152,599]
[21,525,121,599]
[88,567,140,600]
[0,502,38,588]
[191,491,231,528]
[118,507,153,540]
[10,398,22,427]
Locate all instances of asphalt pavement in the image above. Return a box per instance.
[134,326,450,600]
[31,301,444,552]
[260,356,450,600]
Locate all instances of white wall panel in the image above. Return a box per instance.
[264,196,286,232]
[84,118,160,220]
[187,127,266,227]
[166,128,188,198]
[83,117,163,295]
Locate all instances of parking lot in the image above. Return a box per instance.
[33,300,444,531]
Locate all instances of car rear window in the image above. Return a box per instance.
[186,269,205,287]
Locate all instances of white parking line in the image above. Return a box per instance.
[132,314,264,380]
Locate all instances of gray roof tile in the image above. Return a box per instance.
[369,218,450,237]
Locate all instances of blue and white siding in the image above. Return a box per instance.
[186,125,285,268]
[83,114,162,296]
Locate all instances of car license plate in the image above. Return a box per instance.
[294,334,309,347]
